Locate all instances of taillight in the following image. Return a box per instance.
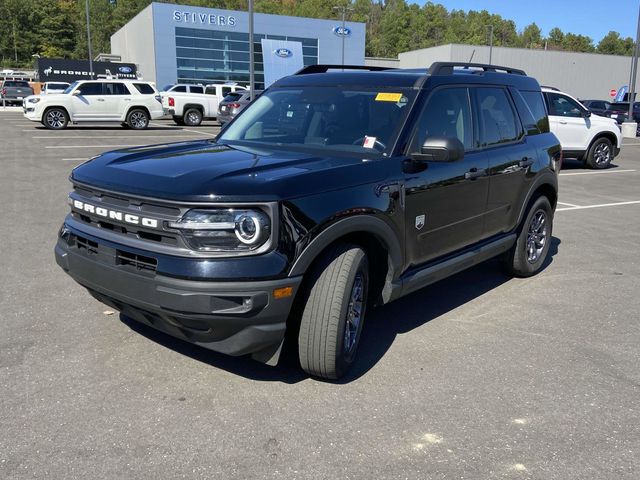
[168,97,175,107]
[228,103,241,109]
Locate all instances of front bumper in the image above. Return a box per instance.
[55,226,302,365]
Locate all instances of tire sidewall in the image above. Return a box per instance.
[44,108,67,130]
[513,196,553,276]
[184,108,202,126]
[333,252,369,377]
[588,138,613,169]
[127,109,149,129]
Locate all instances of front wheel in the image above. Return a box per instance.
[585,137,613,169]
[43,108,68,130]
[504,196,553,277]
[298,244,369,380]
[126,109,149,129]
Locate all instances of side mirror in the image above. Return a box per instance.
[583,109,592,118]
[411,136,465,163]
[72,90,80,96]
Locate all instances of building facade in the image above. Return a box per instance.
[112,2,365,89]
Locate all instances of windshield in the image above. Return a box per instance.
[63,81,79,94]
[218,87,414,154]
[48,83,68,89]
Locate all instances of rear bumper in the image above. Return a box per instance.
[55,227,302,364]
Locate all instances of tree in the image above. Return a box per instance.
[598,31,634,56]
[547,27,564,49]
[521,22,542,48]
[562,33,595,53]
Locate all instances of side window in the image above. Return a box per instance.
[133,83,155,94]
[477,87,521,147]
[104,83,129,95]
[190,85,204,94]
[172,85,187,93]
[222,87,232,96]
[205,87,217,95]
[519,90,550,134]
[546,93,584,118]
[76,83,103,96]
[414,87,473,150]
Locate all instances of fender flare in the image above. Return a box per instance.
[288,215,403,279]
[515,170,558,228]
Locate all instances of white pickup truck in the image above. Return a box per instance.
[162,83,247,126]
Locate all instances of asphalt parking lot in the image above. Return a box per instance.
[1,112,639,480]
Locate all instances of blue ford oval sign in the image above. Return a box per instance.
[118,66,132,73]
[274,48,292,58]
[333,26,351,37]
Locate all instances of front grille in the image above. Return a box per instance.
[116,249,157,272]
[76,235,98,254]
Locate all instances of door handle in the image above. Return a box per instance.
[464,168,487,180]
[559,120,568,124]
[96,98,105,102]
[519,157,535,168]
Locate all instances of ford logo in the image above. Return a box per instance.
[333,26,351,37]
[274,48,292,58]
[118,66,133,73]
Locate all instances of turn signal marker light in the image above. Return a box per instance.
[273,286,293,299]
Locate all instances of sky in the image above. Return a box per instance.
[416,0,639,43]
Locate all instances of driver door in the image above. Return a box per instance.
[403,86,489,268]
[70,82,106,120]
[544,92,590,150]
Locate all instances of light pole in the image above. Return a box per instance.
[248,0,254,101]
[486,25,494,64]
[623,3,640,138]
[333,5,353,66]
[85,0,94,79]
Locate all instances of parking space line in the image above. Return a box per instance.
[150,122,218,137]
[557,200,640,212]
[559,169,636,176]
[557,201,581,208]
[45,145,147,149]
[32,135,202,139]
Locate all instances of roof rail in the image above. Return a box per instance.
[429,62,526,76]
[541,85,560,91]
[294,64,392,75]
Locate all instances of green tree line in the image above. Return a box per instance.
[0,0,636,68]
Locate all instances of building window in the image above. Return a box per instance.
[175,27,318,88]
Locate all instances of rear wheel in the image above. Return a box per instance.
[504,196,553,277]
[298,244,369,380]
[184,108,203,126]
[126,109,149,129]
[43,108,68,130]
[585,137,613,169]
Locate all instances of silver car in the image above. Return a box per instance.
[218,90,262,125]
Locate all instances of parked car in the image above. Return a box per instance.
[163,83,205,94]
[23,80,163,130]
[1,80,34,105]
[542,87,622,169]
[580,99,612,117]
[217,90,262,125]
[42,82,70,95]
[603,101,640,125]
[55,62,561,379]
[162,83,247,126]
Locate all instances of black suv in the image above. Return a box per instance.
[56,63,561,379]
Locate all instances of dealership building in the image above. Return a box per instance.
[111,2,365,89]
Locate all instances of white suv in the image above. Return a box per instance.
[542,87,622,169]
[23,80,164,130]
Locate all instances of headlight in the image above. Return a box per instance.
[28,97,41,104]
[169,208,271,252]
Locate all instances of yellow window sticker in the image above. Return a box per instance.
[375,92,403,102]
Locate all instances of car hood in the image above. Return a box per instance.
[591,113,619,126]
[71,140,392,202]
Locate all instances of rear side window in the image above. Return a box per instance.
[172,85,187,93]
[414,87,473,150]
[518,90,550,134]
[104,83,129,95]
[190,86,204,94]
[477,87,521,146]
[223,93,243,102]
[133,83,155,94]
[205,87,217,95]
[222,87,233,96]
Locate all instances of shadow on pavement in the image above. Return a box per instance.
[121,236,561,384]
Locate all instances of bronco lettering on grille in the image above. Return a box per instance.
[70,198,159,229]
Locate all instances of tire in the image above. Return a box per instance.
[298,244,369,380]
[585,137,613,169]
[43,108,68,130]
[172,116,185,126]
[183,108,203,126]
[121,122,130,129]
[126,108,149,129]
[504,196,553,277]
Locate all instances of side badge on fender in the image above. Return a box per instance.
[415,214,425,230]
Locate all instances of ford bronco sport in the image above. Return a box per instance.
[55,63,561,380]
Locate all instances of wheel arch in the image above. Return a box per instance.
[515,173,558,229]
[43,105,70,121]
[183,103,204,114]
[288,215,403,306]
[587,131,619,153]
[125,105,150,120]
